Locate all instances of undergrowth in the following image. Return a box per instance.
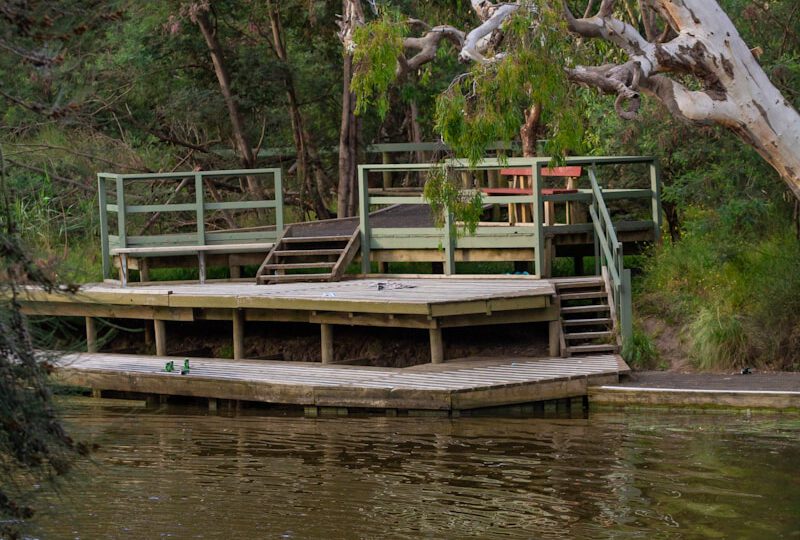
[637,204,800,371]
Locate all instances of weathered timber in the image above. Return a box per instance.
[53,352,629,411]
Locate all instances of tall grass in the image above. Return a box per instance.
[638,204,800,371]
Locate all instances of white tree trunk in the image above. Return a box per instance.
[565,0,800,199]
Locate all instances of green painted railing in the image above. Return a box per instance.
[357,156,662,343]
[358,158,547,276]
[588,167,632,342]
[98,169,283,278]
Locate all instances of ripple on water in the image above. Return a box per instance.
[20,402,800,539]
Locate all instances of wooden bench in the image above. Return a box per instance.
[499,166,583,224]
[111,242,274,286]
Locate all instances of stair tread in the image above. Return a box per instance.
[566,343,619,353]
[273,249,344,257]
[283,235,352,243]
[258,273,334,284]
[554,280,604,290]
[561,318,613,326]
[560,291,608,301]
[565,330,614,340]
[561,304,611,314]
[263,262,336,270]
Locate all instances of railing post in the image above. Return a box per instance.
[649,159,663,244]
[358,165,371,274]
[98,175,110,279]
[444,210,455,275]
[115,175,127,250]
[195,172,205,245]
[533,160,544,278]
[620,268,633,343]
[274,169,284,236]
[381,152,392,189]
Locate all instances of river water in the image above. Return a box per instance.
[22,399,800,539]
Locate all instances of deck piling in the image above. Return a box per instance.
[321,323,334,364]
[85,317,97,353]
[232,309,245,360]
[429,327,444,364]
[154,319,167,356]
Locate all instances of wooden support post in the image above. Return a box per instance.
[377,261,389,274]
[198,252,206,284]
[533,162,545,278]
[232,309,245,360]
[154,319,167,356]
[320,323,334,364]
[98,175,111,279]
[91,389,102,399]
[429,327,444,364]
[85,317,97,353]
[358,166,372,274]
[139,259,150,282]
[488,169,501,222]
[443,211,455,275]
[548,319,560,357]
[382,152,393,189]
[119,253,128,287]
[543,237,553,278]
[208,398,218,412]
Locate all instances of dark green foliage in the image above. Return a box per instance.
[422,166,483,236]
[0,146,87,538]
[352,10,407,119]
[622,327,659,370]
[434,4,584,163]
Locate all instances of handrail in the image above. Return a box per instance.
[358,158,545,276]
[97,168,284,279]
[588,166,633,343]
[357,156,661,299]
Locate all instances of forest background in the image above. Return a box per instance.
[2,0,799,372]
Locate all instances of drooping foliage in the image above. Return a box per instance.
[0,145,88,539]
[434,4,584,163]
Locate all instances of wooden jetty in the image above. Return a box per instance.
[23,155,665,412]
[21,276,631,411]
[22,277,563,365]
[53,352,628,413]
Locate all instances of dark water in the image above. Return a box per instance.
[22,399,800,539]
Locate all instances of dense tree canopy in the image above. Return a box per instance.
[1,1,800,533]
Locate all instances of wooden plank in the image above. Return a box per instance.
[86,317,97,353]
[20,301,193,321]
[232,309,245,360]
[154,319,167,356]
[429,327,444,364]
[321,324,334,364]
[589,386,800,410]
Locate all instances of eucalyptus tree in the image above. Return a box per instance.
[350,0,800,201]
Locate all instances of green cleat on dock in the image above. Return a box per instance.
[164,361,175,373]
[181,358,190,375]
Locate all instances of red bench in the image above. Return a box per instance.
[493,166,582,224]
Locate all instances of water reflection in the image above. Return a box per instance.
[25,401,800,539]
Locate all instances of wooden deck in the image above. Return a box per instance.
[20,277,564,364]
[54,352,629,412]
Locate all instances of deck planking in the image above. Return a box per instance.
[55,352,628,411]
[21,278,556,316]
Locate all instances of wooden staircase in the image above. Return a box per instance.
[256,226,360,284]
[556,277,620,357]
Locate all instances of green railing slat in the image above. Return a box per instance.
[98,168,285,270]
[125,203,196,213]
